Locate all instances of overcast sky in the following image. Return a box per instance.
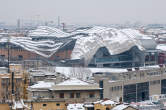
[0,0,166,25]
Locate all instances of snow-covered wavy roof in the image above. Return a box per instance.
[29,26,70,37]
[71,26,156,64]
[0,37,63,58]
[0,26,156,60]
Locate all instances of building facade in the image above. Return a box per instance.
[27,78,101,103]
[0,64,24,104]
[95,66,166,103]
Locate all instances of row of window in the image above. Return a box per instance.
[110,86,122,92]
[96,108,110,110]
[0,55,23,59]
[145,55,156,61]
[43,103,61,107]
[1,78,22,86]
[150,80,160,85]
[59,92,95,98]
[111,80,161,92]
[147,71,160,76]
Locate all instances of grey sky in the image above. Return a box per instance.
[0,0,166,25]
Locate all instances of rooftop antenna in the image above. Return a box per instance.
[62,23,65,31]
[17,19,21,33]
[58,16,60,28]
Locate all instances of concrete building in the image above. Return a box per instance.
[95,65,166,103]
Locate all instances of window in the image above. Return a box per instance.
[76,93,80,98]
[1,78,10,87]
[150,55,155,61]
[150,80,160,85]
[111,87,114,91]
[89,93,95,98]
[111,86,122,92]
[43,104,47,107]
[87,108,94,110]
[18,55,23,60]
[59,93,64,98]
[145,55,149,61]
[56,103,60,106]
[1,55,5,58]
[70,93,74,98]
[16,78,22,83]
[140,73,144,77]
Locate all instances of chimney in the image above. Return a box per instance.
[127,68,132,71]
[159,64,163,68]
[135,67,140,71]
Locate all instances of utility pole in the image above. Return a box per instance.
[7,37,10,73]
[7,37,12,110]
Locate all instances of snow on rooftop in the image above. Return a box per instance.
[30,81,55,89]
[13,101,24,109]
[54,66,128,80]
[94,100,117,106]
[55,65,161,80]
[67,103,85,110]
[0,37,64,58]
[101,100,117,105]
[112,104,129,110]
[57,78,89,86]
[121,29,152,40]
[12,99,30,110]
[156,44,166,51]
[71,27,156,64]
[29,26,70,37]
[0,26,156,59]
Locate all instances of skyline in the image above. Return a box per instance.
[0,0,166,25]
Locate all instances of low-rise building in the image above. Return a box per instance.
[27,78,101,103]
[94,99,117,110]
[26,99,66,110]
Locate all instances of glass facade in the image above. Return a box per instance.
[123,82,149,103]
[99,80,103,99]
[137,82,149,102]
[161,79,166,94]
[89,46,144,68]
[123,84,136,103]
